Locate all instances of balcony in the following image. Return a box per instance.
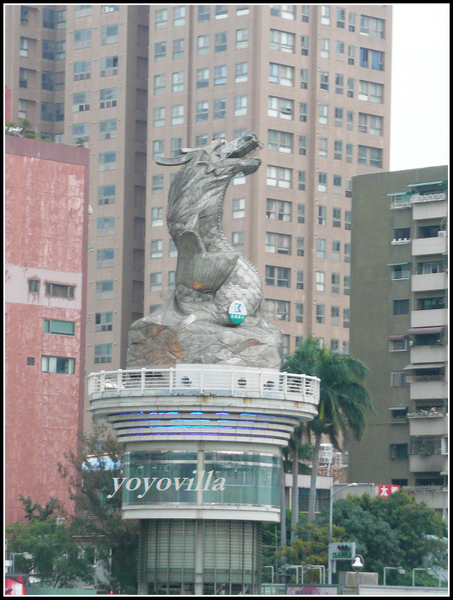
[411,271,448,292]
[410,379,448,401]
[412,199,447,221]
[404,486,448,515]
[412,235,448,256]
[410,344,447,364]
[411,308,447,328]
[408,411,448,436]
[409,453,447,474]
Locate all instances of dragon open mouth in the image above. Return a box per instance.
[219,132,262,160]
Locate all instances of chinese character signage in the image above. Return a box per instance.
[378,484,400,498]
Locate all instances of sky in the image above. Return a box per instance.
[390,3,450,171]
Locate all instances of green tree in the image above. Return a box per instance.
[58,428,139,594]
[6,497,94,588]
[283,337,372,523]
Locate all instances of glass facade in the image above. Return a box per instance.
[122,450,281,507]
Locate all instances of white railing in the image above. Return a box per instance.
[87,367,320,404]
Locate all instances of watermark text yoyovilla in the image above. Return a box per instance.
[108,470,226,499]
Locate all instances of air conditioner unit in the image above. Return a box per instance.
[438,231,447,237]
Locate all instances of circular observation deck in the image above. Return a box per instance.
[88,364,320,447]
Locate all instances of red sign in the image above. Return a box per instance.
[378,484,400,498]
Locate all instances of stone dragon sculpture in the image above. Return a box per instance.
[127,132,283,368]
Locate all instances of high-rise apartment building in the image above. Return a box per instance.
[348,166,448,518]
[145,4,392,357]
[5,4,392,432]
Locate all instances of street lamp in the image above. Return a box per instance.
[328,483,358,584]
[383,566,405,586]
[352,554,364,595]
[412,567,435,587]
[264,565,274,583]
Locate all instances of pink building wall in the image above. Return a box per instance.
[5,137,89,524]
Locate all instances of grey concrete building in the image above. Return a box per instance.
[348,166,448,518]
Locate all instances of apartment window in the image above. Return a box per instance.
[391,371,409,388]
[298,102,308,123]
[214,65,227,86]
[349,12,356,31]
[331,306,340,326]
[347,78,355,98]
[97,216,115,236]
[336,7,345,28]
[331,273,340,293]
[75,5,91,18]
[45,283,75,299]
[333,208,342,228]
[321,5,330,25]
[269,63,294,86]
[360,48,384,71]
[154,41,166,60]
[42,71,54,91]
[319,138,328,157]
[316,238,326,259]
[361,15,385,38]
[74,28,91,49]
[152,175,164,192]
[316,305,325,324]
[19,68,29,89]
[42,40,55,60]
[18,99,28,120]
[99,151,116,171]
[43,319,75,336]
[298,170,306,190]
[100,88,117,109]
[297,204,305,224]
[236,28,249,49]
[101,56,118,77]
[56,9,66,28]
[268,130,293,153]
[99,119,117,140]
[344,243,351,263]
[235,62,248,83]
[334,107,343,127]
[215,5,228,19]
[320,72,329,91]
[295,303,304,323]
[41,356,75,374]
[334,140,343,160]
[358,113,383,136]
[29,279,40,294]
[94,344,112,364]
[265,299,290,322]
[171,104,184,126]
[20,37,29,57]
[173,6,186,26]
[153,107,165,127]
[197,68,209,89]
[320,38,329,59]
[72,91,90,113]
[300,68,308,89]
[150,239,163,259]
[345,211,352,230]
[41,102,54,122]
[151,207,164,227]
[267,166,292,188]
[417,296,446,311]
[98,184,115,206]
[317,205,327,225]
[390,338,408,352]
[393,299,410,316]
[232,232,244,248]
[296,270,304,290]
[215,32,227,53]
[316,271,326,291]
[73,60,90,81]
[266,198,292,222]
[152,140,164,161]
[96,248,115,268]
[268,96,294,120]
[72,123,90,144]
[173,38,185,59]
[172,71,184,92]
[265,232,291,255]
[155,8,167,28]
[198,5,210,22]
[196,101,208,122]
[198,35,209,56]
[344,276,350,296]
[232,198,245,219]
[213,98,226,119]
[318,173,327,193]
[335,74,344,94]
[358,145,383,168]
[336,41,345,61]
[270,29,295,53]
[343,308,350,328]
[150,272,162,292]
[333,175,342,194]
[319,105,329,125]
[297,237,305,257]
[101,6,119,14]
[101,24,119,46]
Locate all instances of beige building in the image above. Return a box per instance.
[5,4,392,431]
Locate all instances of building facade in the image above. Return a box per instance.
[5,4,393,433]
[348,166,448,518]
[5,136,89,524]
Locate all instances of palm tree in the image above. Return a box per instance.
[283,336,372,523]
